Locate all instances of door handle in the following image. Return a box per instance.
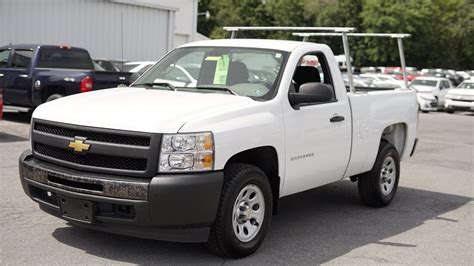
[330,115,345,122]
[0,73,4,77]
[19,74,28,78]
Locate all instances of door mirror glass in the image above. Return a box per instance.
[289,82,335,108]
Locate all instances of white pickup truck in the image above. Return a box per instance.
[19,36,418,258]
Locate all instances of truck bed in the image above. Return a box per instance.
[344,88,418,177]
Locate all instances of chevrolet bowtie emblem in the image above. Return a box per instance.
[68,138,91,153]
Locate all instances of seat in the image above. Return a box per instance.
[226,61,249,86]
[292,66,321,92]
[197,60,250,86]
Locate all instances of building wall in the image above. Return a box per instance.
[141,0,203,46]
[0,0,176,61]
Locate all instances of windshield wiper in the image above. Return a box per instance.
[195,85,238,95]
[132,82,177,91]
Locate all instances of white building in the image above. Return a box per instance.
[0,0,206,61]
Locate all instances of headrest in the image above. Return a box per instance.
[293,66,321,84]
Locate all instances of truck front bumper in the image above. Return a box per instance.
[19,150,223,243]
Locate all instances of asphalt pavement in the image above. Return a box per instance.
[0,111,472,264]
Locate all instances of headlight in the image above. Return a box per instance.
[418,95,434,101]
[159,132,214,172]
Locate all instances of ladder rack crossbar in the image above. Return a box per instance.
[293,32,411,38]
[224,26,355,36]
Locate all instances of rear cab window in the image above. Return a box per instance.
[37,47,93,70]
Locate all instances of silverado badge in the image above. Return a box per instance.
[68,137,90,153]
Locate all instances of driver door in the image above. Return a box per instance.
[282,53,351,196]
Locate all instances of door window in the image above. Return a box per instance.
[290,53,335,104]
[442,81,450,89]
[11,49,34,68]
[0,49,10,68]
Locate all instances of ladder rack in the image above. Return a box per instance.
[221,26,411,92]
[293,32,411,91]
[223,26,355,39]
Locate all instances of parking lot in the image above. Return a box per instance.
[0,111,472,264]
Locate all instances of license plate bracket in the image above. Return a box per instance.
[58,195,93,224]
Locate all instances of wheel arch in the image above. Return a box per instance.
[380,122,407,157]
[224,146,280,215]
[42,85,66,102]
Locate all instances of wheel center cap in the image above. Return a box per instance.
[238,203,251,222]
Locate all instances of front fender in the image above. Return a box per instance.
[178,100,286,177]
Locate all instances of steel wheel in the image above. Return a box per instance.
[380,156,396,196]
[232,184,265,242]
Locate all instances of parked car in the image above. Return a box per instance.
[384,66,418,81]
[411,85,438,113]
[411,76,452,108]
[122,61,156,74]
[0,44,132,112]
[421,68,463,86]
[445,80,474,113]
[19,38,417,258]
[360,73,404,88]
[455,71,471,80]
[94,58,120,72]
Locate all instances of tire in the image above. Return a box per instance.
[207,163,273,258]
[357,142,400,207]
[446,109,455,114]
[421,110,429,113]
[46,94,63,102]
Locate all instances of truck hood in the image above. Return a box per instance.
[33,87,258,133]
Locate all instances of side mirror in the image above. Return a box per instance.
[289,82,335,109]
[130,73,140,83]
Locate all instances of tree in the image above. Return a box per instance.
[197,0,474,69]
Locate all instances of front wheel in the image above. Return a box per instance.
[207,163,273,258]
[357,142,400,207]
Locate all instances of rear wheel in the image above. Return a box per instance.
[46,94,64,102]
[446,108,455,114]
[207,163,273,258]
[357,142,400,207]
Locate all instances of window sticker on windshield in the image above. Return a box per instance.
[211,55,230,85]
[275,53,282,59]
[205,56,221,61]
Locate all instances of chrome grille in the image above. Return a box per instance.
[31,119,161,177]
[34,143,147,171]
[34,122,150,146]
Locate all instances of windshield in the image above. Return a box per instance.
[412,79,437,87]
[457,82,474,89]
[133,47,289,100]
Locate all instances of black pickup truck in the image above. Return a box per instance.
[0,44,131,111]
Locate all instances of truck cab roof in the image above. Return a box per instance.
[0,44,87,51]
[179,38,327,52]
